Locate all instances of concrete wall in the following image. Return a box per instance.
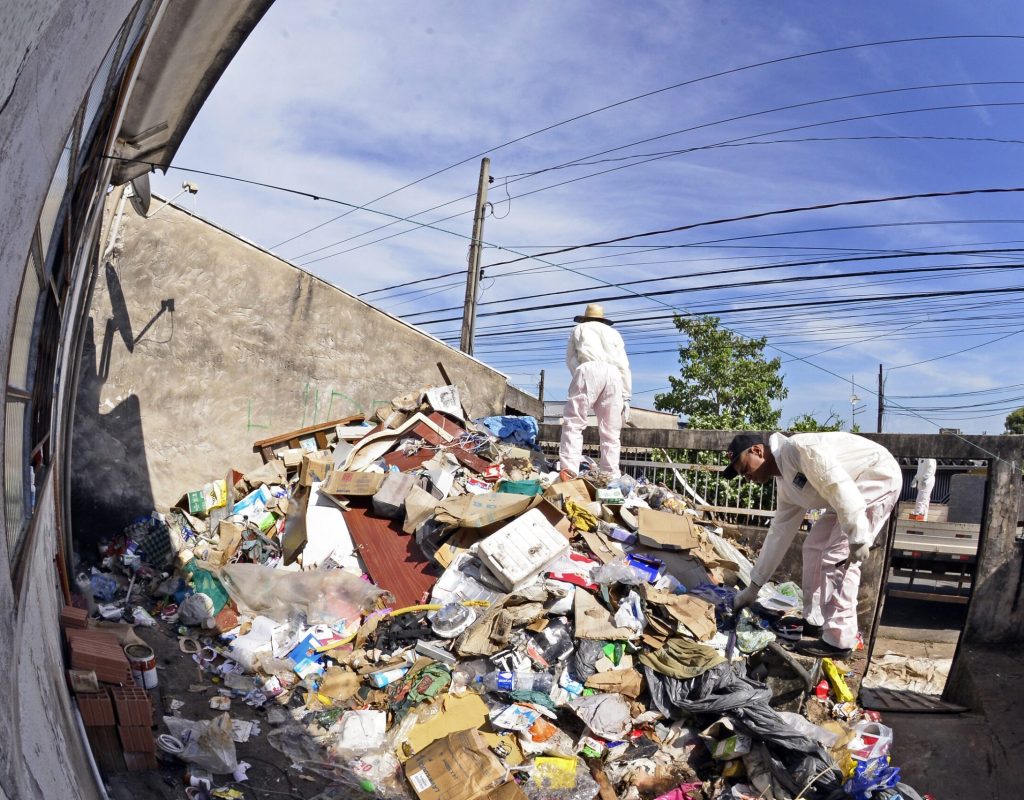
[0,2,138,797]
[71,195,514,537]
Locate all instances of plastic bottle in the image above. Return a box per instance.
[478,670,554,694]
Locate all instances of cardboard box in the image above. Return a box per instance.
[321,470,385,497]
[636,508,701,551]
[543,479,593,505]
[299,452,335,486]
[404,729,506,800]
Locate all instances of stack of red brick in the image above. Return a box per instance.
[61,605,156,772]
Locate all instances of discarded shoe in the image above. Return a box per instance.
[793,637,852,659]
[794,618,822,638]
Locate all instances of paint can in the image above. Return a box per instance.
[124,643,158,688]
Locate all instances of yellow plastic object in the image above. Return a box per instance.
[822,658,855,704]
[532,756,578,789]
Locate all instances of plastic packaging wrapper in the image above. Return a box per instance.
[521,758,599,800]
[592,558,647,586]
[642,662,842,800]
[218,563,389,624]
[572,639,607,681]
[735,609,776,654]
[163,713,238,774]
[613,590,645,634]
[179,592,215,625]
[844,757,901,800]
[688,582,736,618]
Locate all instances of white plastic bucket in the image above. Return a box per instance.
[125,643,158,688]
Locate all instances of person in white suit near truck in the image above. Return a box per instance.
[724,430,902,658]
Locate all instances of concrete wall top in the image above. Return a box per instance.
[71,193,514,533]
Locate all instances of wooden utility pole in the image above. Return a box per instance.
[459,157,490,355]
[877,363,884,432]
[538,369,545,405]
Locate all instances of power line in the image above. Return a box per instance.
[266,35,1024,252]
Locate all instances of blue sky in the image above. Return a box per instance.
[152,1,1024,434]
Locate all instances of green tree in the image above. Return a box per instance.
[789,411,845,432]
[655,315,788,429]
[654,315,788,515]
[1006,406,1024,434]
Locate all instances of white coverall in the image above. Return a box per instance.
[912,458,937,518]
[750,432,902,650]
[558,321,632,478]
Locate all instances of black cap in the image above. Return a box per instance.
[721,433,766,479]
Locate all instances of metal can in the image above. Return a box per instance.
[124,643,158,688]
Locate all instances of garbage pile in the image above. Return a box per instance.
[66,384,933,800]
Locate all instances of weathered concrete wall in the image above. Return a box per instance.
[0,2,137,797]
[71,195,514,536]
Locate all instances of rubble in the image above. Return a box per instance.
[61,383,933,799]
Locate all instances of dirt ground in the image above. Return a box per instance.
[106,621,328,800]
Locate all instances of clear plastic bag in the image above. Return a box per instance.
[162,713,238,774]
[218,562,390,624]
[592,557,647,586]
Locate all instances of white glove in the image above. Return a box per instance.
[621,403,631,424]
[848,542,871,565]
[733,583,760,612]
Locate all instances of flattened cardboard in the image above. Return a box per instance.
[403,485,438,534]
[643,586,717,641]
[403,693,522,764]
[321,470,385,497]
[543,479,593,505]
[636,508,701,551]
[574,589,641,640]
[434,492,540,529]
[403,729,506,800]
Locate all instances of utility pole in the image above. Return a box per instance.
[877,363,884,432]
[538,369,545,405]
[459,157,490,355]
[850,374,866,431]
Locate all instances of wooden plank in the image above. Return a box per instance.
[252,415,364,454]
[344,505,440,608]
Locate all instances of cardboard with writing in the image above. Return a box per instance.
[403,729,507,800]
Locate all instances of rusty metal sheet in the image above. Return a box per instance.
[345,505,439,607]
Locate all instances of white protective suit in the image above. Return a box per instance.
[912,458,937,518]
[558,320,632,478]
[750,431,902,650]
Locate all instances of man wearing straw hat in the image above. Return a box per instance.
[559,303,632,481]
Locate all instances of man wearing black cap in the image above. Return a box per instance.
[722,430,901,658]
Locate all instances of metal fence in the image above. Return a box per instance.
[538,438,779,527]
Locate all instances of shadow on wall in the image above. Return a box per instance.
[70,261,174,548]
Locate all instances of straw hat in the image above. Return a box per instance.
[573,303,613,325]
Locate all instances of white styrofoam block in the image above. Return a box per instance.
[477,507,570,592]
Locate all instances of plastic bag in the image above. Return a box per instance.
[614,590,645,634]
[592,557,647,586]
[736,609,776,654]
[163,713,238,774]
[844,757,901,800]
[218,563,389,624]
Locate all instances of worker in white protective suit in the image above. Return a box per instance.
[909,458,937,521]
[558,303,632,480]
[724,431,901,658]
